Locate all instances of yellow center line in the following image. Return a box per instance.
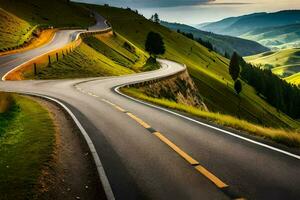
[194,165,228,189]
[154,132,199,166]
[100,99,233,196]
[127,113,151,129]
[114,105,126,112]
[102,99,116,106]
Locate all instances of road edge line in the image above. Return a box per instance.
[114,85,300,160]
[20,92,115,200]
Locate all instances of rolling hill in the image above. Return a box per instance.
[84,4,299,129]
[1,1,299,128]
[245,48,300,84]
[241,23,300,49]
[199,10,300,49]
[161,21,269,56]
[0,0,94,50]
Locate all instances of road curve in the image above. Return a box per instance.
[0,14,300,200]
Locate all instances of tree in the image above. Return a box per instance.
[229,52,240,81]
[153,13,160,23]
[234,80,242,95]
[145,31,165,57]
[234,79,243,117]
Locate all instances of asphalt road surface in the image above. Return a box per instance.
[0,14,299,200]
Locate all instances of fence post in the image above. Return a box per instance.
[34,63,37,75]
[48,55,51,65]
[62,50,65,58]
[56,53,59,61]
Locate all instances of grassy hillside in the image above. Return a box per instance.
[245,48,300,82]
[0,94,55,199]
[241,24,300,49]
[88,5,299,129]
[161,21,269,56]
[285,72,300,85]
[0,0,94,50]
[26,31,149,79]
[0,8,33,51]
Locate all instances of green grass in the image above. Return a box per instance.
[245,48,300,83]
[26,31,150,79]
[0,94,55,200]
[122,87,300,147]
[0,8,33,51]
[90,5,299,129]
[0,0,94,50]
[26,42,135,79]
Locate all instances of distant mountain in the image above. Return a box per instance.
[200,10,300,36]
[161,21,269,56]
[241,23,300,49]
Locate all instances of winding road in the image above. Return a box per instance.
[0,14,300,200]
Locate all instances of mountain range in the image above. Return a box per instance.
[198,10,300,49]
[161,21,269,56]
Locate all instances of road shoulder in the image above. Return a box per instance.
[31,97,106,200]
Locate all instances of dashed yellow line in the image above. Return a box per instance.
[100,99,238,198]
[154,132,199,166]
[126,112,151,129]
[115,105,126,112]
[194,165,228,188]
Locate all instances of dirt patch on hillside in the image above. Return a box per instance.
[138,70,208,110]
[30,97,106,200]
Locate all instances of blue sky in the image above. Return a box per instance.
[74,0,300,24]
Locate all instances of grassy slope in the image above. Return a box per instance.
[0,0,94,50]
[0,8,32,50]
[122,87,300,147]
[245,48,300,83]
[0,94,55,199]
[161,21,269,56]
[91,5,299,129]
[26,31,148,79]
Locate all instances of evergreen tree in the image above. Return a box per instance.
[153,13,160,23]
[234,80,242,95]
[229,52,240,81]
[145,32,165,57]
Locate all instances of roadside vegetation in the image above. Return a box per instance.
[121,87,300,147]
[25,31,154,79]
[0,93,55,199]
[90,5,299,129]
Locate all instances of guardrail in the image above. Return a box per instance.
[120,61,187,89]
[3,27,112,80]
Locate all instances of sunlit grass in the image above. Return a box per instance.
[0,94,55,199]
[122,87,300,147]
[92,5,300,129]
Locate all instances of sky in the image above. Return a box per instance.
[74,0,300,24]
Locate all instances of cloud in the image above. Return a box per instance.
[73,0,215,8]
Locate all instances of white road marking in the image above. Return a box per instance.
[114,82,300,161]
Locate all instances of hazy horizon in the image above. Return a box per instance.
[74,0,300,25]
